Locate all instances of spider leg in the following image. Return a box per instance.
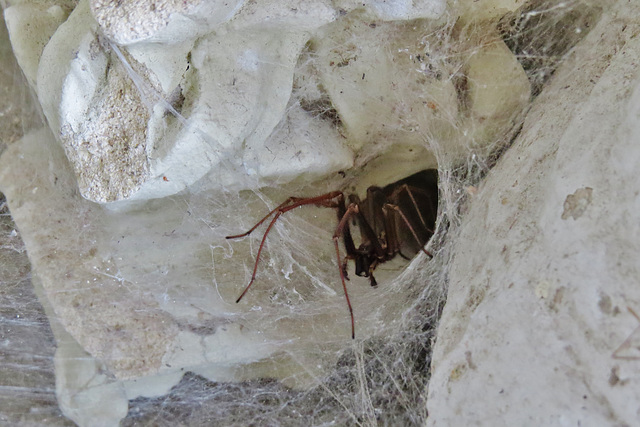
[384,203,433,258]
[361,187,393,258]
[333,203,361,339]
[230,191,345,303]
[359,215,388,259]
[388,184,436,232]
[234,210,284,302]
[338,255,350,281]
[368,259,379,287]
[226,197,300,239]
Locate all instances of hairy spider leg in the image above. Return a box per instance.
[350,195,388,260]
[383,204,434,258]
[384,184,437,257]
[225,197,304,239]
[389,184,431,231]
[226,192,344,303]
[332,203,361,339]
[336,193,357,279]
[363,186,401,258]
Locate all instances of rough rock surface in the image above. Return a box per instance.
[427,2,640,424]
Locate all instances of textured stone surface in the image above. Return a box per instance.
[427,2,640,424]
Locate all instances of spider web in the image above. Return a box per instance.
[0,1,605,426]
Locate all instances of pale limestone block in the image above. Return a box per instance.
[90,0,242,45]
[427,2,640,424]
[4,3,69,87]
[462,36,531,147]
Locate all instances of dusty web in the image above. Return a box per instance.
[0,1,603,425]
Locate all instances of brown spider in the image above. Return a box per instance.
[226,169,439,338]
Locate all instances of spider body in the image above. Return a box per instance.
[226,169,438,338]
[342,169,439,286]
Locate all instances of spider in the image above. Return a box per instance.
[226,169,439,338]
